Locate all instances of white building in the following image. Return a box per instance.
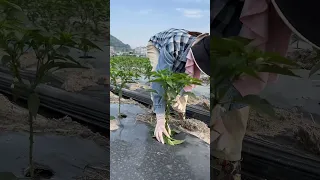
[110,46,115,57]
[134,46,147,56]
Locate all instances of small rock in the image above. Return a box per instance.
[110,120,119,131]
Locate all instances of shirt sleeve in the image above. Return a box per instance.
[151,44,175,114]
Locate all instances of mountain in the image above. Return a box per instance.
[110,35,131,52]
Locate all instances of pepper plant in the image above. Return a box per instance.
[110,56,143,117]
[148,69,202,145]
[78,37,103,58]
[211,36,300,117]
[0,2,86,178]
[139,57,153,83]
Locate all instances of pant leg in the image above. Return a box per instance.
[211,106,250,161]
[211,82,250,161]
[146,42,160,111]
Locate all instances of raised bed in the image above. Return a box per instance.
[0,72,109,129]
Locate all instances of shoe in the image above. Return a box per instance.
[212,156,241,180]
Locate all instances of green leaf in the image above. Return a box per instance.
[264,52,299,66]
[28,93,40,119]
[47,62,87,72]
[164,136,175,145]
[110,116,115,120]
[182,91,197,99]
[0,1,22,11]
[259,65,300,77]
[80,38,103,51]
[165,135,185,145]
[211,36,247,55]
[237,95,275,117]
[167,79,174,87]
[309,61,320,77]
[146,89,158,94]
[56,46,70,55]
[238,67,265,82]
[1,55,11,65]
[228,36,252,46]
[169,138,185,145]
[170,129,180,135]
[53,55,80,65]
[0,172,17,180]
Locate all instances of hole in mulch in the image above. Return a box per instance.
[79,56,95,59]
[24,164,55,179]
[118,113,127,118]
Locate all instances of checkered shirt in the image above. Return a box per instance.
[149,28,196,73]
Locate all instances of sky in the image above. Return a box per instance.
[110,0,210,48]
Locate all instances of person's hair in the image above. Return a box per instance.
[188,31,202,37]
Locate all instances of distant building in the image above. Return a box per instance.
[110,46,115,56]
[134,46,147,57]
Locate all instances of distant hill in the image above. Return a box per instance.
[110,35,131,52]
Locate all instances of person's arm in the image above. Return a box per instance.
[151,45,175,114]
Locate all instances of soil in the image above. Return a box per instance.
[188,95,210,110]
[200,74,210,85]
[19,51,39,69]
[287,48,319,70]
[0,51,39,70]
[247,107,320,155]
[53,68,108,92]
[0,93,108,149]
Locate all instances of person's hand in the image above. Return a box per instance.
[172,95,188,120]
[154,114,170,144]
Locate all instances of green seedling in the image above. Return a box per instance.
[148,69,202,145]
[87,0,109,36]
[78,37,103,58]
[0,3,86,178]
[110,56,145,118]
[138,57,153,83]
[110,56,152,117]
[211,36,300,117]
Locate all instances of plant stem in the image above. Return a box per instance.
[28,111,34,178]
[118,91,121,117]
[164,89,171,136]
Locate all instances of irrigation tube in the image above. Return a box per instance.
[110,85,211,125]
[0,72,109,129]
